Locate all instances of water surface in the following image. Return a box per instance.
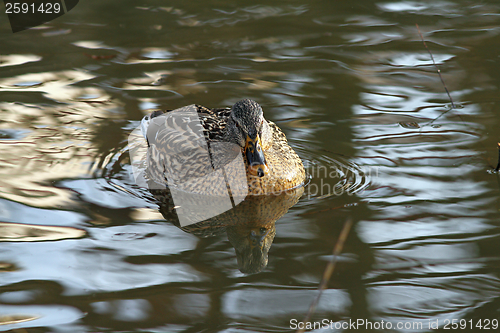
[1,0,500,332]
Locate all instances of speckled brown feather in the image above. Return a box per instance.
[144,104,305,195]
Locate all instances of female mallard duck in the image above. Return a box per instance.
[141,99,305,196]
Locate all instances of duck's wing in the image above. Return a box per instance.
[198,106,230,141]
[142,105,230,143]
[142,105,236,189]
[143,106,210,186]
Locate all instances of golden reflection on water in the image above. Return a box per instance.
[0,54,41,68]
[0,262,18,272]
[0,314,39,326]
[0,69,125,208]
[0,70,97,100]
[0,222,86,242]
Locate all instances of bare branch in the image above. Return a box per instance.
[297,218,353,333]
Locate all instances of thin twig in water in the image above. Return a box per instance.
[416,23,455,109]
[299,202,358,216]
[297,218,353,333]
[495,143,500,172]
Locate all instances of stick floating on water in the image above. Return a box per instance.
[495,143,500,172]
[416,23,456,109]
[297,218,353,333]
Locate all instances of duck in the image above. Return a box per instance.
[141,99,305,196]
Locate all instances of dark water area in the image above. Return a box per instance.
[1,0,500,332]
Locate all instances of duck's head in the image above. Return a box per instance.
[225,99,270,177]
[227,223,276,274]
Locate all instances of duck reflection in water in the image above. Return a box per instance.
[152,187,303,274]
[139,99,306,273]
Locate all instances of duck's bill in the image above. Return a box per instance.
[245,135,268,177]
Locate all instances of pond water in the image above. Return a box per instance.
[1,0,500,332]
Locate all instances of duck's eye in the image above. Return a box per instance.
[235,121,240,128]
